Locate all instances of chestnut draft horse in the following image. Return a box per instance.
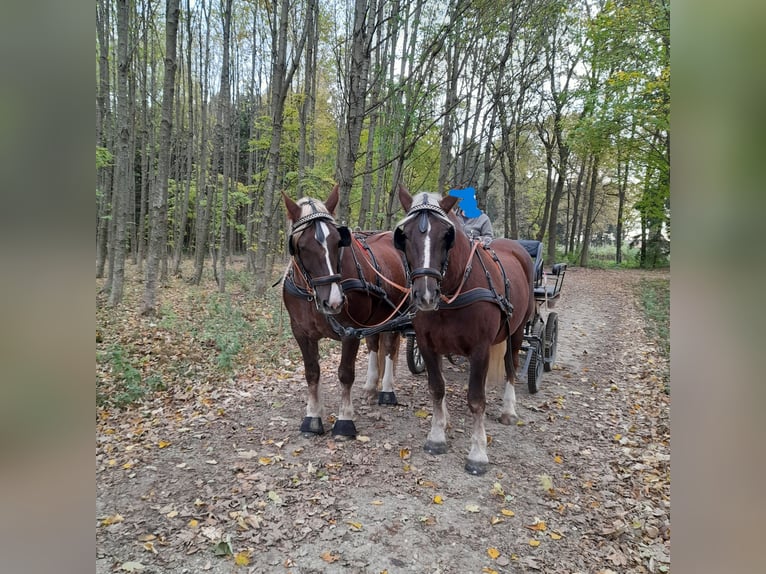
[281,185,409,440]
[394,188,535,475]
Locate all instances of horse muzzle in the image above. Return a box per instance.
[313,274,345,315]
[410,268,442,311]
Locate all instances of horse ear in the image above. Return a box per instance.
[326,184,340,214]
[394,227,406,251]
[338,226,352,247]
[283,191,301,222]
[440,194,459,214]
[398,184,413,212]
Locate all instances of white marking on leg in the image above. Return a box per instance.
[381,356,395,393]
[306,383,323,418]
[467,411,489,466]
[501,381,518,419]
[427,396,448,445]
[338,385,355,421]
[363,351,379,394]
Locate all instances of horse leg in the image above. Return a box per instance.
[500,326,526,425]
[332,337,361,440]
[361,335,381,404]
[466,351,490,475]
[422,347,449,455]
[295,335,324,436]
[377,332,399,405]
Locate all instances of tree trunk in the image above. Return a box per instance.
[298,0,318,194]
[253,0,308,291]
[172,0,194,276]
[216,0,233,293]
[568,157,586,254]
[107,0,131,306]
[142,0,180,314]
[191,0,211,286]
[579,154,600,267]
[96,0,112,278]
[336,0,374,223]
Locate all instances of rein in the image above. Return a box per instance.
[440,239,481,304]
[352,235,410,295]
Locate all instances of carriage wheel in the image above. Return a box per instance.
[527,340,544,394]
[406,335,425,374]
[543,312,559,372]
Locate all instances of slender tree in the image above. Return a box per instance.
[107,0,132,306]
[142,0,180,314]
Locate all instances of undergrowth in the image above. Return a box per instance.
[637,278,670,390]
[97,261,301,409]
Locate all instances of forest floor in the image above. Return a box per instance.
[96,263,670,574]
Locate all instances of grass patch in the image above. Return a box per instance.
[637,278,670,389]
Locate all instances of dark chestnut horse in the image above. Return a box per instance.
[282,185,409,440]
[394,187,535,474]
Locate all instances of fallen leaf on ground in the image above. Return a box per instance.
[526,519,547,531]
[465,504,480,513]
[321,551,340,563]
[500,509,515,517]
[101,514,124,526]
[433,495,444,504]
[487,547,500,559]
[529,539,541,547]
[120,562,145,572]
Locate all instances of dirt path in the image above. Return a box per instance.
[97,268,670,574]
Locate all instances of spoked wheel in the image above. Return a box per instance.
[543,312,559,372]
[527,339,544,394]
[406,335,425,374]
[527,320,545,394]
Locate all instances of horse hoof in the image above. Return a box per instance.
[378,391,398,406]
[332,419,357,440]
[300,416,324,437]
[499,413,513,426]
[423,440,448,455]
[464,460,488,476]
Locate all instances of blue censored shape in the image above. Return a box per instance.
[448,187,481,218]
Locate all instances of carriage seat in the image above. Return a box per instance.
[517,240,544,287]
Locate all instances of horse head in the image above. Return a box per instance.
[395,186,459,311]
[283,184,351,315]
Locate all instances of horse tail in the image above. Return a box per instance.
[485,342,507,387]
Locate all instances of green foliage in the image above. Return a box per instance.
[200,293,254,371]
[97,146,113,168]
[560,245,641,269]
[97,344,164,409]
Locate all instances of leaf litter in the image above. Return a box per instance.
[97,264,669,573]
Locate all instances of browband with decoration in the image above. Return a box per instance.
[395,194,453,231]
[290,211,336,235]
